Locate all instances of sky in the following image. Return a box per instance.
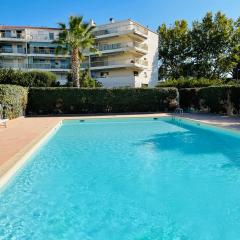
[0,0,239,31]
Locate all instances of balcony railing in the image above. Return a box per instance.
[27,34,57,41]
[89,58,148,68]
[96,42,148,52]
[0,63,27,69]
[29,49,56,55]
[80,62,90,68]
[93,23,148,37]
[28,63,70,69]
[0,48,13,53]
[0,62,70,70]
[0,33,25,39]
[0,48,26,54]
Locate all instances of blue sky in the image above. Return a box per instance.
[1,0,239,31]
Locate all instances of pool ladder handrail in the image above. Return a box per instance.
[172,108,184,120]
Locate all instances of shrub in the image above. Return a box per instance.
[27,87,178,115]
[0,84,28,119]
[179,86,240,115]
[23,71,58,87]
[230,87,240,114]
[0,69,25,85]
[0,69,58,87]
[157,77,233,88]
[179,88,200,110]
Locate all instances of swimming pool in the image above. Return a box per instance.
[1,117,240,239]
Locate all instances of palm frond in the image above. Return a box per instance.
[58,22,67,30]
[89,46,101,56]
[55,45,68,55]
[82,22,96,35]
[69,16,83,32]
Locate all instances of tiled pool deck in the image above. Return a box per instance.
[0,113,240,187]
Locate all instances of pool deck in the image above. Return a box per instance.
[0,113,240,188]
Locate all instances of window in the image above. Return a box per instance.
[5,30,11,38]
[16,30,22,38]
[17,45,24,54]
[133,71,139,76]
[49,33,54,40]
[100,72,109,78]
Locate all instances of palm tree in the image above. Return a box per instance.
[55,16,96,88]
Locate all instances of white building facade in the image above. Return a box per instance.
[0,19,159,88]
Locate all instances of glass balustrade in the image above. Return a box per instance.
[93,23,148,37]
[0,32,25,39]
[90,58,148,68]
[0,48,26,54]
[96,42,148,52]
[0,62,70,70]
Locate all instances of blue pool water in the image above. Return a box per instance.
[1,117,240,240]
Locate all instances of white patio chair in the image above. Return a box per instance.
[0,118,8,128]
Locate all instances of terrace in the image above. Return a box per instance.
[81,58,148,70]
[93,23,148,40]
[0,31,26,41]
[85,41,148,56]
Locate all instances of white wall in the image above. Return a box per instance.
[97,76,135,88]
[144,31,159,87]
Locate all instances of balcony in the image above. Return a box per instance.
[93,23,148,40]
[28,48,70,57]
[28,63,70,70]
[0,48,26,55]
[82,58,148,70]
[99,42,148,53]
[0,62,27,69]
[85,42,148,56]
[0,47,13,53]
[0,62,70,71]
[30,49,56,54]
[0,33,26,41]
[27,34,57,42]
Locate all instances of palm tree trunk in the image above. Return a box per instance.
[71,48,80,88]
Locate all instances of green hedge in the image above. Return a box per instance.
[179,86,240,114]
[0,69,58,87]
[27,88,178,115]
[0,84,28,119]
[157,77,230,88]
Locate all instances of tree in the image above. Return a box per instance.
[158,20,191,80]
[190,12,236,79]
[55,16,96,88]
[232,18,240,80]
[158,12,240,80]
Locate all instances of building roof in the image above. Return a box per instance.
[0,26,61,30]
[0,19,158,35]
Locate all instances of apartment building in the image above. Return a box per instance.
[0,19,159,87]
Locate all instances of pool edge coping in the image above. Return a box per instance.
[0,120,62,189]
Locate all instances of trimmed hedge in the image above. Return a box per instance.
[157,77,227,88]
[0,69,58,87]
[0,84,28,119]
[179,86,240,114]
[27,88,178,115]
